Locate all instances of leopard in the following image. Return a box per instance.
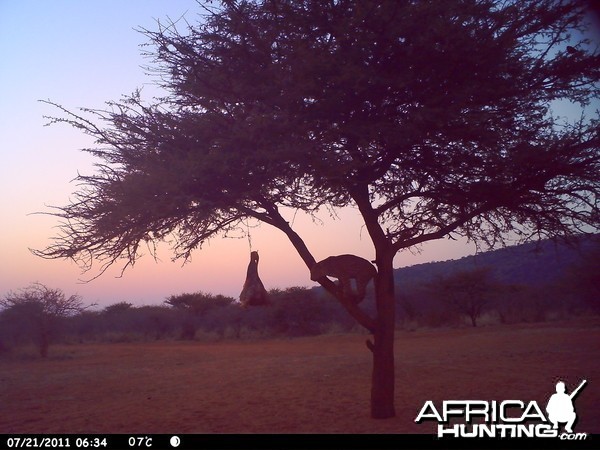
[310,254,377,303]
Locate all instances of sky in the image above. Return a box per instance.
[0,1,596,308]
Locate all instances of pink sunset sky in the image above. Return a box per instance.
[0,1,596,308]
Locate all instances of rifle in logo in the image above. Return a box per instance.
[546,379,587,433]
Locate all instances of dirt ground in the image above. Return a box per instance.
[0,318,598,434]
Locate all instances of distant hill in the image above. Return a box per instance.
[393,235,598,288]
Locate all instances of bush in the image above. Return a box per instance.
[165,292,235,339]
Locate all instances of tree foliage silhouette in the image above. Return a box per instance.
[429,267,497,327]
[36,0,600,418]
[0,283,85,357]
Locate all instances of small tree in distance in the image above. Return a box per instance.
[429,268,497,327]
[35,1,600,418]
[0,283,87,357]
[560,238,600,313]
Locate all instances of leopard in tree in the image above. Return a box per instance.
[310,254,377,304]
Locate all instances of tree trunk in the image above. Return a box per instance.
[266,204,394,417]
[39,330,49,358]
[369,256,396,419]
[347,186,398,419]
[470,314,478,327]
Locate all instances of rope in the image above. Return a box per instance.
[245,218,253,253]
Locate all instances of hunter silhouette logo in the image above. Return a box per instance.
[546,380,586,434]
[415,379,589,439]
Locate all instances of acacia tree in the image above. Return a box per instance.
[562,238,600,312]
[0,283,85,357]
[36,0,599,418]
[429,267,497,327]
[165,292,234,339]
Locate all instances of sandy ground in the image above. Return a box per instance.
[0,318,598,434]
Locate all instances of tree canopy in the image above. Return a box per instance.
[36,0,600,418]
[39,0,599,272]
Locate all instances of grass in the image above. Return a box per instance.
[1,318,598,434]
